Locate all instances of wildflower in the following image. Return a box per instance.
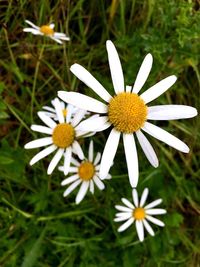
[58,40,197,187]
[114,188,166,242]
[23,20,70,44]
[24,98,92,175]
[59,140,111,204]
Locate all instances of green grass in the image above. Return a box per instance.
[0,0,199,266]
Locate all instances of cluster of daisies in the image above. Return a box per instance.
[24,21,197,242]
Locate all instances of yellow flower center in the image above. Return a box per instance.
[62,109,67,117]
[52,123,75,148]
[108,92,147,133]
[133,207,146,220]
[40,25,54,36]
[78,161,95,181]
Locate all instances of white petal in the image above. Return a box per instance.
[75,181,90,204]
[95,122,111,132]
[76,116,109,132]
[88,140,94,162]
[23,28,40,35]
[61,174,79,186]
[143,219,155,236]
[25,20,39,29]
[140,75,177,104]
[54,98,64,123]
[99,129,120,179]
[68,167,78,173]
[114,216,131,222]
[132,54,153,94]
[106,40,124,94]
[144,199,162,209]
[146,209,167,215]
[47,148,64,174]
[135,220,144,242]
[63,179,82,197]
[50,36,63,44]
[63,147,72,175]
[146,215,165,227]
[70,64,112,102]
[58,91,108,113]
[115,212,132,218]
[140,188,149,207]
[38,112,57,129]
[93,175,105,190]
[30,144,57,165]
[31,125,53,135]
[71,109,86,127]
[142,122,189,153]
[24,137,53,149]
[42,106,55,112]
[118,218,134,232]
[132,189,139,207]
[123,133,139,188]
[147,105,198,120]
[121,198,135,209]
[66,104,74,123]
[126,85,132,92]
[94,152,101,165]
[89,180,94,194]
[115,205,133,212]
[72,141,84,160]
[71,157,80,167]
[49,23,55,29]
[136,130,158,168]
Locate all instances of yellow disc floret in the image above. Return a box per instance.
[40,25,54,36]
[52,123,75,148]
[78,161,95,181]
[108,92,147,133]
[133,207,146,220]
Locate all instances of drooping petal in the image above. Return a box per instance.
[31,125,53,135]
[54,98,64,123]
[106,40,124,94]
[123,133,139,188]
[47,148,64,174]
[58,92,108,113]
[142,122,189,153]
[63,179,82,197]
[89,180,94,194]
[30,144,57,165]
[50,36,63,44]
[136,130,159,168]
[135,220,144,242]
[132,53,153,94]
[143,219,155,236]
[75,181,90,204]
[88,140,94,162]
[144,199,162,209]
[70,64,112,102]
[121,198,135,209]
[99,129,120,179]
[61,174,79,186]
[76,116,109,132]
[140,75,177,104]
[24,137,53,149]
[38,112,57,129]
[132,189,139,207]
[93,175,105,190]
[140,188,149,207]
[145,209,167,215]
[117,217,134,232]
[25,20,40,29]
[147,105,198,120]
[94,152,101,165]
[146,215,165,227]
[72,141,84,160]
[63,147,72,175]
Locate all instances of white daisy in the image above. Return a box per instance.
[58,40,198,187]
[114,188,166,242]
[59,140,111,204]
[24,98,93,175]
[23,20,70,44]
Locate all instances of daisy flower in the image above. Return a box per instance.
[59,140,111,204]
[24,98,92,175]
[114,188,166,242]
[23,20,70,44]
[58,40,198,187]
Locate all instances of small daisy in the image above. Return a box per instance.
[42,98,79,121]
[59,140,111,204]
[58,40,198,187]
[24,98,92,175]
[23,20,70,44]
[114,188,166,242]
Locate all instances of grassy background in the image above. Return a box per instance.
[0,0,200,266]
